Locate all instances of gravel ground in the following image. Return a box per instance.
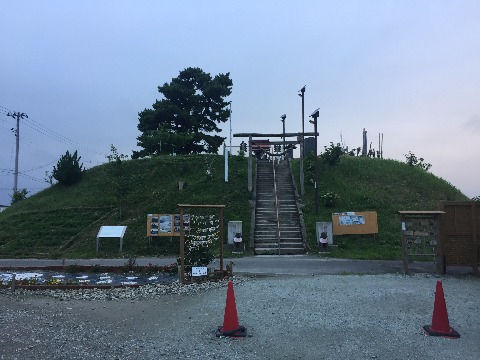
[1,273,479,360]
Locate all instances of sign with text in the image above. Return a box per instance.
[191,267,208,276]
[332,211,378,235]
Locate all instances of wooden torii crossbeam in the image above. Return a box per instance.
[234,132,318,138]
[233,132,318,193]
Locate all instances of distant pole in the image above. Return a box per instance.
[224,143,228,183]
[309,109,320,214]
[248,135,252,191]
[7,111,28,195]
[298,86,306,156]
[362,128,367,156]
[229,102,232,154]
[280,114,286,160]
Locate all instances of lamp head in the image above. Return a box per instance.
[280,114,286,122]
[310,108,320,118]
[299,85,306,93]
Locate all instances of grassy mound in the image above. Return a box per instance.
[293,155,467,259]
[0,154,467,260]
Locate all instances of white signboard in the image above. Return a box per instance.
[96,226,127,255]
[191,267,208,276]
[97,226,127,238]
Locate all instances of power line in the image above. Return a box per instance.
[0,105,13,113]
[0,105,107,157]
[0,168,45,183]
[22,116,105,156]
[23,161,57,173]
[17,171,45,183]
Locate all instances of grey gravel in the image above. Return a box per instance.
[1,274,479,359]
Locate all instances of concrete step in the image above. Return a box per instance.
[254,160,304,255]
[255,241,304,248]
[255,247,305,255]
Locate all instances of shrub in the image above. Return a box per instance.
[53,150,85,185]
[10,188,28,205]
[321,191,340,208]
[321,142,346,166]
[404,151,432,171]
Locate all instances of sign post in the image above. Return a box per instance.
[96,226,127,255]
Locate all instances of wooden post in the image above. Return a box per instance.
[438,202,446,275]
[248,135,252,191]
[179,207,185,284]
[472,203,479,275]
[299,135,305,196]
[219,207,224,273]
[401,215,409,275]
[11,274,16,292]
[435,213,443,274]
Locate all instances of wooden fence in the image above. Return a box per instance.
[439,201,479,274]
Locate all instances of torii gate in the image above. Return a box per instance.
[233,132,318,195]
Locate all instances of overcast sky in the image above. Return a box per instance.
[1,0,480,206]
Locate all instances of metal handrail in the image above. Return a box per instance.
[272,159,281,255]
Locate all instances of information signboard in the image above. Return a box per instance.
[96,226,127,254]
[332,211,378,235]
[147,214,190,237]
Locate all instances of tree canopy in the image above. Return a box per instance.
[133,67,232,158]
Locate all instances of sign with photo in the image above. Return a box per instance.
[147,214,190,237]
[338,214,365,225]
[332,211,378,235]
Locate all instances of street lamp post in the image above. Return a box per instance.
[298,86,306,155]
[298,86,306,196]
[309,108,320,214]
[280,114,286,159]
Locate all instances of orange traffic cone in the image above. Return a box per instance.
[423,281,460,338]
[215,280,247,337]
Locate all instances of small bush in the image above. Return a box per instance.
[321,191,340,207]
[10,188,28,205]
[404,151,431,171]
[321,142,346,166]
[53,150,85,185]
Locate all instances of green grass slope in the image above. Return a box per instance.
[0,154,250,258]
[0,154,468,260]
[293,155,468,259]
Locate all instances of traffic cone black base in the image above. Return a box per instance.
[215,325,247,338]
[423,325,460,338]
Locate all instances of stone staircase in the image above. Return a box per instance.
[254,159,305,255]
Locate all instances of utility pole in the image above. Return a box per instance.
[7,111,28,195]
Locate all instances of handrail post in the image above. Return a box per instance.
[273,160,281,255]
